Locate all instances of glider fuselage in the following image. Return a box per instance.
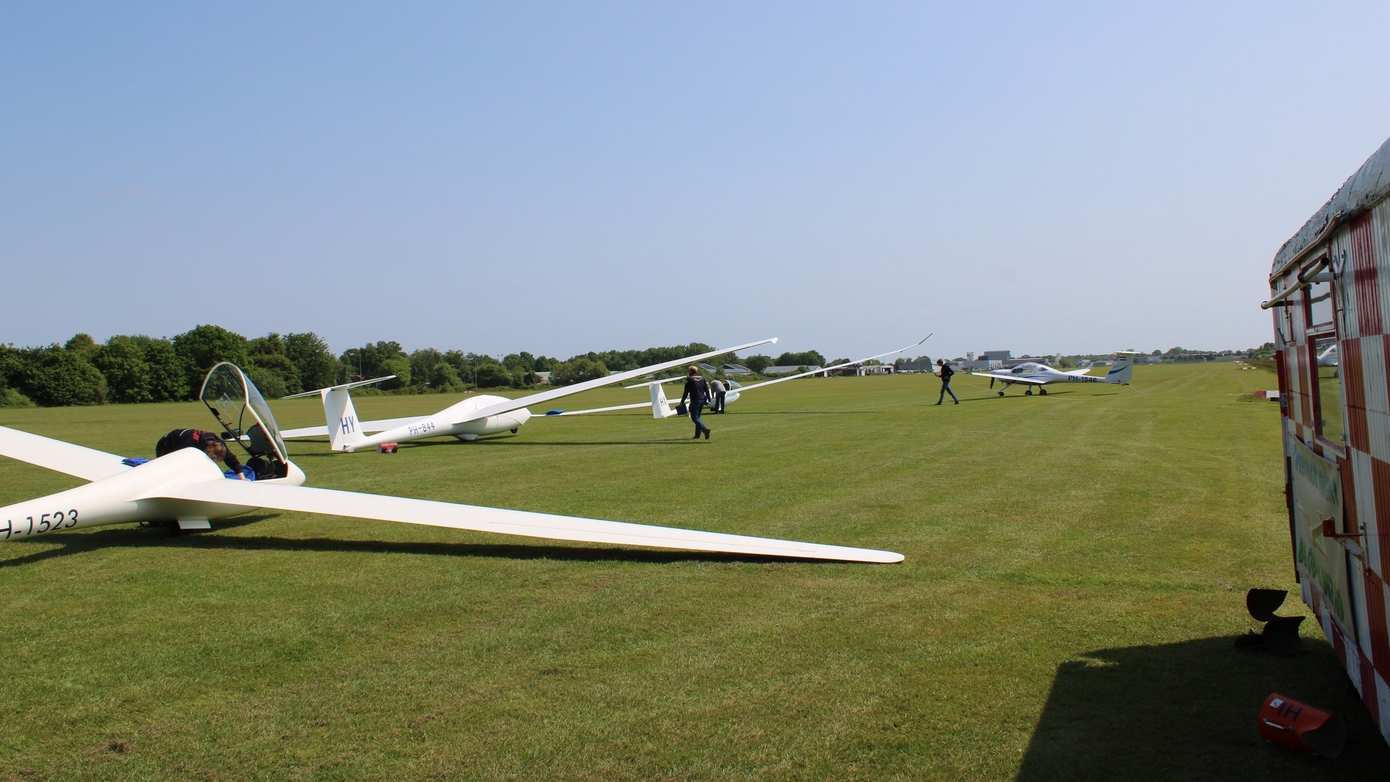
[346,394,532,451]
[0,449,307,542]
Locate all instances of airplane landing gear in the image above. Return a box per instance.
[997,391,1005,397]
[1025,388,1034,396]
[510,427,519,434]
[1039,388,1048,396]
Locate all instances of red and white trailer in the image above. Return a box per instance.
[1265,136,1390,743]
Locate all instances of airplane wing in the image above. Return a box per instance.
[0,425,132,482]
[142,479,903,563]
[280,417,427,439]
[969,371,1046,385]
[730,335,931,394]
[452,337,777,426]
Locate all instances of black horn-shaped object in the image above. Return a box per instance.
[1236,588,1304,656]
[1247,588,1288,622]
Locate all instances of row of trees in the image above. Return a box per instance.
[0,326,826,408]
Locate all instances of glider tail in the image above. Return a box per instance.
[650,382,678,419]
[286,376,394,452]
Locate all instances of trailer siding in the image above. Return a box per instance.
[1272,149,1390,745]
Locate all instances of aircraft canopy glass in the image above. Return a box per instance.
[199,362,291,476]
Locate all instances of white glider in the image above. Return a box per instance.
[280,338,779,451]
[969,352,1137,397]
[550,336,932,419]
[0,366,902,563]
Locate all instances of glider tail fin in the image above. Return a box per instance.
[323,387,369,452]
[286,376,395,452]
[650,382,678,419]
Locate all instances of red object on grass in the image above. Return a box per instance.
[1257,693,1345,757]
[378,443,399,454]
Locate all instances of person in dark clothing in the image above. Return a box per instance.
[935,359,959,405]
[679,367,712,439]
[709,378,727,413]
[155,428,246,477]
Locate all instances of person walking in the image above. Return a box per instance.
[935,359,959,405]
[680,366,712,439]
[709,377,727,413]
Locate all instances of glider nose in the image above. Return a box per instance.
[283,460,308,486]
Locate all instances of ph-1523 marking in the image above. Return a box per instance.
[3,509,79,540]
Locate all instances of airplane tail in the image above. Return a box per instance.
[1105,357,1134,385]
[650,382,678,419]
[286,376,394,452]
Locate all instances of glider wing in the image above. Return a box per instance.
[143,479,903,563]
[0,425,131,481]
[452,337,777,426]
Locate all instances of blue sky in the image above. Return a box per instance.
[3,1,1388,361]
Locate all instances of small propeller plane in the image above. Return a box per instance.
[969,353,1136,397]
[279,337,778,451]
[548,336,931,420]
[0,364,902,563]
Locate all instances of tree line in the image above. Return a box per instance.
[0,325,822,408]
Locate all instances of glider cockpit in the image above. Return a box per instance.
[199,362,292,479]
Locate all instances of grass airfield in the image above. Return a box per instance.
[2,364,1388,780]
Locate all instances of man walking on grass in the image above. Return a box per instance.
[936,359,959,405]
[680,366,712,439]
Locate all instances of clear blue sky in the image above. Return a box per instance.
[4,1,1388,361]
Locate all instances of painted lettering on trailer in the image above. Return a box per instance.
[3,508,79,540]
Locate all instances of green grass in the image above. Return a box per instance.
[1,364,1385,780]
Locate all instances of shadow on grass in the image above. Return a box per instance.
[0,520,850,567]
[953,392,1070,403]
[721,410,880,416]
[473,438,703,447]
[1016,635,1390,781]
[0,514,278,568]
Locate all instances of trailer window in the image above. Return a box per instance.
[1310,334,1343,444]
[1307,279,1334,330]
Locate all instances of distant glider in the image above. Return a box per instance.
[0,364,902,563]
[280,337,778,451]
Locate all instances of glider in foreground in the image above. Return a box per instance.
[0,366,901,563]
[280,337,778,451]
[550,335,931,419]
[969,352,1138,397]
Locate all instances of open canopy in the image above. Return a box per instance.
[199,362,291,471]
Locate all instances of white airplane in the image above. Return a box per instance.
[1317,344,1339,368]
[547,336,932,420]
[279,337,778,451]
[0,364,902,563]
[969,353,1136,397]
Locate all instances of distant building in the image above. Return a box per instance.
[722,363,753,376]
[982,350,1011,362]
[855,365,894,376]
[534,371,552,384]
[762,365,824,376]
